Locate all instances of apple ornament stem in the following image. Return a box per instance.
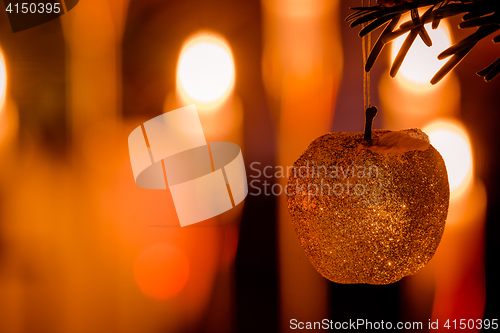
[286,107,449,284]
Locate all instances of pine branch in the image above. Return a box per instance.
[347,0,500,83]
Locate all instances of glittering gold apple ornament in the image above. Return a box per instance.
[286,107,449,285]
[285,0,456,284]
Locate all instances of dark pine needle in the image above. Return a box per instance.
[348,0,500,84]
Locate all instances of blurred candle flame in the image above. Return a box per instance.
[0,50,6,111]
[424,119,473,201]
[391,20,452,89]
[177,33,235,111]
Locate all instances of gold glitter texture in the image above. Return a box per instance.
[286,129,449,284]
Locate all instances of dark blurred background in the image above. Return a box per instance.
[0,0,498,332]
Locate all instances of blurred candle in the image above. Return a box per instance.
[162,33,244,332]
[0,47,22,333]
[380,20,460,129]
[422,119,486,326]
[60,4,131,332]
[401,119,481,331]
[174,32,242,145]
[262,0,342,329]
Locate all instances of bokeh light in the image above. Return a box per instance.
[424,119,473,199]
[177,33,235,109]
[391,20,452,87]
[0,50,7,110]
[134,243,189,300]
